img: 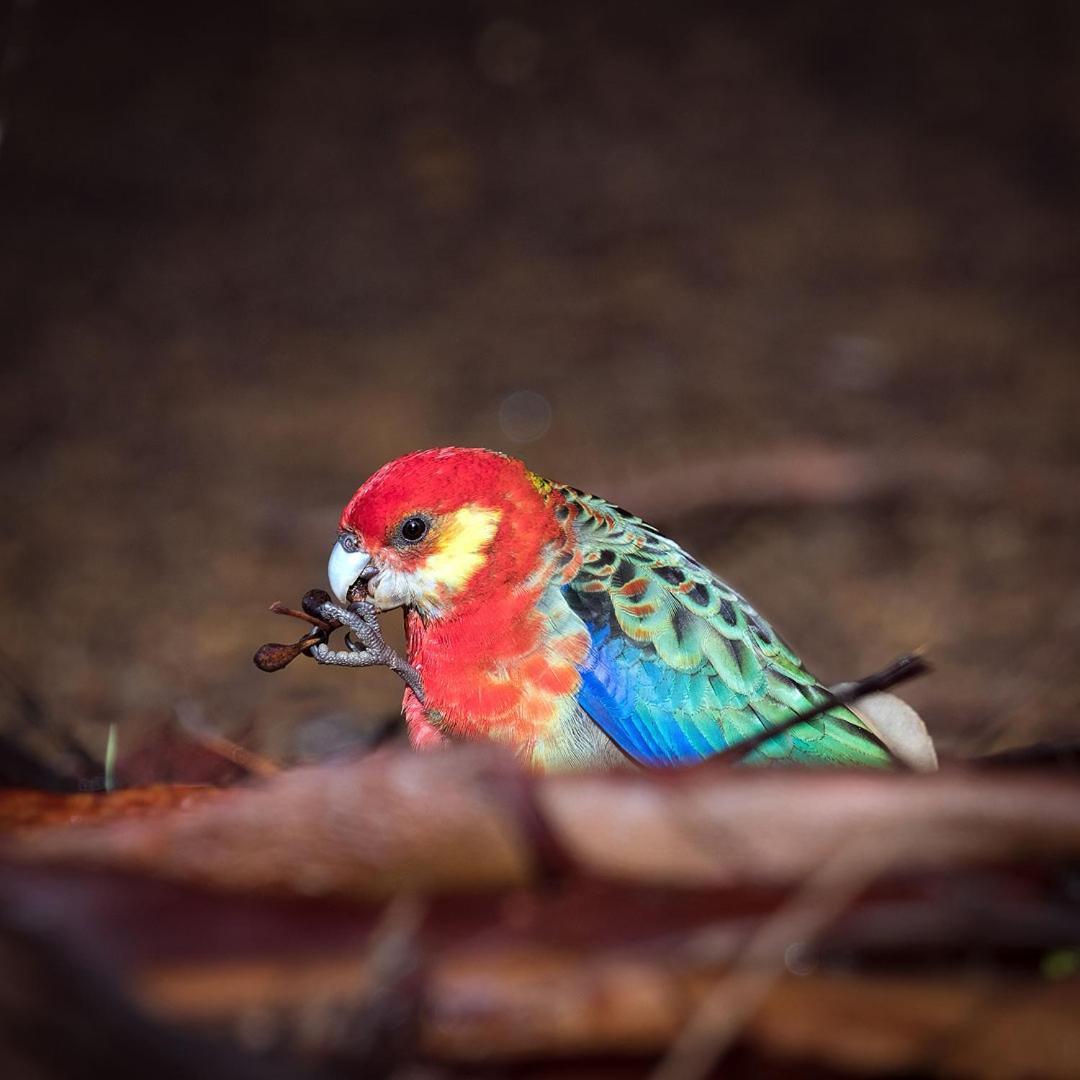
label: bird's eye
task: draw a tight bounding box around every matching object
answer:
[399,516,429,543]
[339,532,360,553]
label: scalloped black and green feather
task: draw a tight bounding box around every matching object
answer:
[556,486,892,767]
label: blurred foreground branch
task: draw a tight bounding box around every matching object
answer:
[5,746,1076,895]
[2,747,1079,1077]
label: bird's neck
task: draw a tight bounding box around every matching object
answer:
[402,546,586,750]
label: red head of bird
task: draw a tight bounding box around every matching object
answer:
[328,447,562,621]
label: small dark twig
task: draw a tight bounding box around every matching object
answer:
[254,590,425,703]
[268,601,335,633]
[0,652,101,778]
[253,591,345,672]
[252,632,327,673]
[710,651,931,767]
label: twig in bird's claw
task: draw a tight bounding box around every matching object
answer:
[254,589,425,703]
[268,600,336,632]
[252,608,337,673]
[253,590,345,672]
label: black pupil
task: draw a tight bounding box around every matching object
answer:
[401,517,427,542]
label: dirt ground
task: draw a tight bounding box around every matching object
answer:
[2,2,1079,780]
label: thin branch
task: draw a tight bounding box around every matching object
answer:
[650,831,905,1080]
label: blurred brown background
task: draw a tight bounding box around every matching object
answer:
[2,1,1078,779]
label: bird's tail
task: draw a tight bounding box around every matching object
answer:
[851,692,938,771]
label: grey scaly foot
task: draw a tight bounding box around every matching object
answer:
[310,599,425,703]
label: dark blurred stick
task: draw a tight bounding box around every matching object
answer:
[0,896,311,1080]
[650,830,903,1080]
[0,652,101,778]
[592,445,1080,521]
[173,704,280,779]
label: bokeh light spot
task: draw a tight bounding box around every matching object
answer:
[499,390,552,443]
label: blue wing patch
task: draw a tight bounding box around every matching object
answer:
[555,484,894,770]
[575,622,731,766]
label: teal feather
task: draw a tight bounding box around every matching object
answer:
[556,486,892,768]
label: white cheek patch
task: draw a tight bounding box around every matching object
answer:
[370,568,423,612]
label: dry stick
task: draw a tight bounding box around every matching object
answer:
[650,654,931,1077]
[0,650,102,774]
[252,632,327,673]
[360,892,426,1006]
[268,601,335,632]
[650,830,908,1080]
[181,729,281,779]
[173,702,281,778]
[953,628,1078,759]
[253,596,343,673]
[255,591,425,704]
[257,894,426,1059]
[594,445,1006,523]
[709,651,930,767]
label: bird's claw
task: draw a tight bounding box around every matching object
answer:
[315,599,383,654]
[309,599,425,703]
[310,641,377,668]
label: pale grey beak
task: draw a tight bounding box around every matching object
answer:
[328,535,372,604]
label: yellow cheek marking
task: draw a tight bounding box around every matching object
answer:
[424,506,502,592]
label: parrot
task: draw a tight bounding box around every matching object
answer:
[317,446,913,772]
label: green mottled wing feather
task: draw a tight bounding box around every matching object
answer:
[557,486,892,767]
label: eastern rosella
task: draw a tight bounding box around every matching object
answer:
[319,447,904,771]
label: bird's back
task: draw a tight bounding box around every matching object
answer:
[550,484,893,768]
